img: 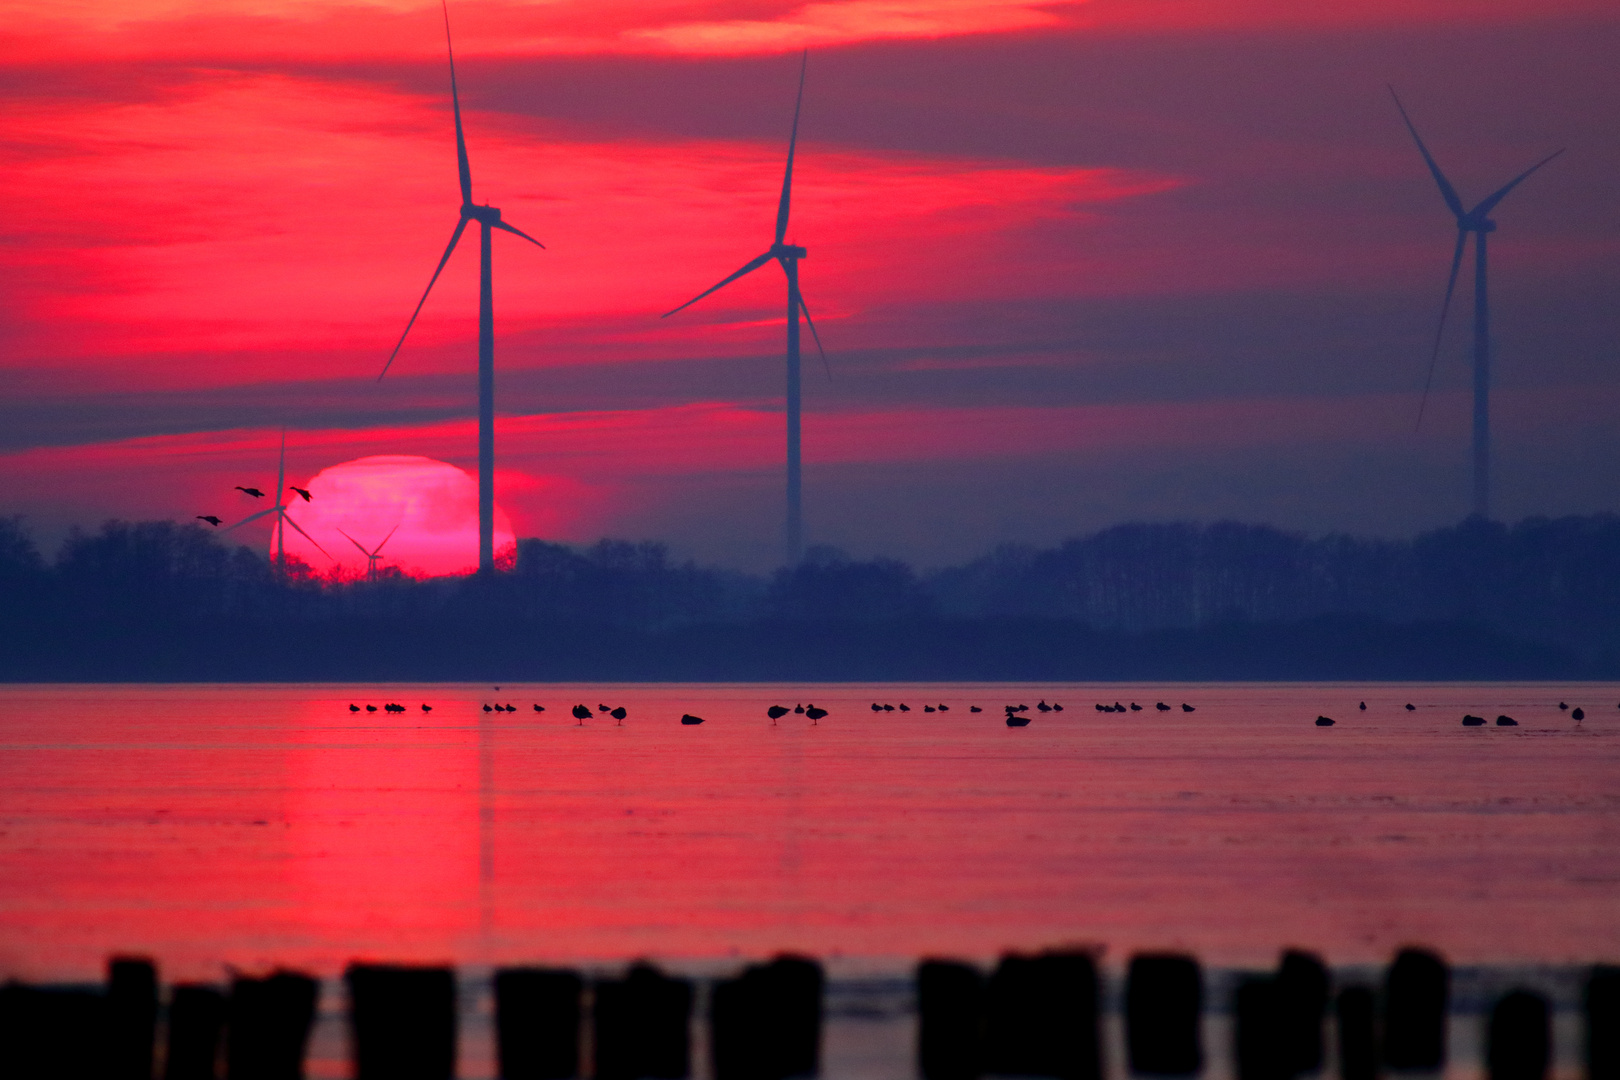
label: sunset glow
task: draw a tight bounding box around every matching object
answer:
[281,456,515,578]
[1,0,1615,568]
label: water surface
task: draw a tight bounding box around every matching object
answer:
[1,682,1616,985]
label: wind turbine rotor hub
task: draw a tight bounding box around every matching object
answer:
[467,204,503,225]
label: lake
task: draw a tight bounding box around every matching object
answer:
[0,682,1615,1078]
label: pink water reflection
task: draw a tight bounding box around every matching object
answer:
[1,683,1617,982]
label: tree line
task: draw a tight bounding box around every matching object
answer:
[1,514,1615,679]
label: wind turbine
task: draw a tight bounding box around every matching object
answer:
[338,525,400,582]
[225,431,334,571]
[662,51,827,566]
[1390,88,1562,520]
[379,0,544,574]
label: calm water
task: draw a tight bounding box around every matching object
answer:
[1,683,1616,1078]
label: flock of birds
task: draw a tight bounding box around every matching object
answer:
[340,696,1612,729]
[1313,699,1599,726]
[195,484,312,528]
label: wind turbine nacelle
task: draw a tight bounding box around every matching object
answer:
[774,244,808,260]
[468,205,503,226]
[1464,214,1498,234]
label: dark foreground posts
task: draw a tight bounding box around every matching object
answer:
[1336,988,1378,1080]
[917,960,986,1080]
[495,968,582,1080]
[0,982,110,1080]
[1234,978,1286,1080]
[1126,953,1202,1076]
[983,951,1100,1080]
[711,955,824,1080]
[1383,948,1448,1070]
[1591,967,1620,1080]
[166,985,228,1080]
[346,964,456,1080]
[1276,951,1329,1076]
[1488,990,1549,1080]
[227,971,319,1080]
[109,956,159,1080]
[594,963,693,1080]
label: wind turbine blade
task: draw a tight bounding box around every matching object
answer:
[337,528,371,557]
[775,50,808,246]
[224,507,277,531]
[1471,148,1565,219]
[798,293,829,380]
[373,524,401,556]
[379,215,469,380]
[1388,86,1465,220]
[492,219,545,249]
[281,512,335,562]
[661,250,774,318]
[276,429,286,497]
[1416,228,1468,432]
[443,0,472,207]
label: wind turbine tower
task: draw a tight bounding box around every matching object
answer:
[1391,88,1562,520]
[380,0,545,574]
[339,525,400,582]
[663,52,826,566]
[226,431,334,570]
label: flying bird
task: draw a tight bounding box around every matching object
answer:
[288,486,312,502]
[235,486,265,498]
[196,516,222,527]
[379,0,545,576]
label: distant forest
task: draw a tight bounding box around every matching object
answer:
[1,514,1616,680]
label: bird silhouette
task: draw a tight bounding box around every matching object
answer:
[769,706,791,720]
[794,704,805,714]
[365,704,377,712]
[598,704,611,713]
[1156,702,1170,712]
[882,704,894,712]
[1572,707,1585,720]
[1559,701,1569,710]
[870,703,882,712]
[924,705,936,713]
[533,704,545,712]
[1496,715,1518,726]
[937,704,950,711]
[421,704,432,712]
[1006,714,1031,728]
[196,515,222,526]
[483,704,493,712]
[681,714,705,725]
[898,703,910,712]
[348,704,360,712]
[969,706,982,713]
[1316,716,1335,727]
[1405,703,1417,711]
[1359,701,1367,711]
[235,486,265,498]
[1037,701,1051,713]
[1052,703,1063,712]
[288,486,312,502]
[805,705,827,721]
[610,706,627,721]
[1181,703,1196,712]
[1129,702,1143,712]
[572,704,591,722]
[1462,715,1486,726]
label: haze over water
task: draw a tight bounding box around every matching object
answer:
[1,682,1616,984]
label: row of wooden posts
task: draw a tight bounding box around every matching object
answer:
[1,949,1616,1080]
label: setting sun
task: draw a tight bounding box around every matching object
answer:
[282,455,514,578]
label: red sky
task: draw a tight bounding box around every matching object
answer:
[2,0,1617,568]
